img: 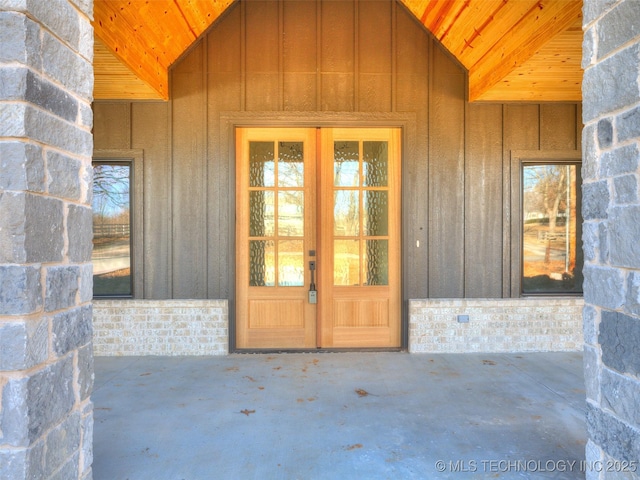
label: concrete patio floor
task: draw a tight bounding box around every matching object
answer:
[92,352,587,479]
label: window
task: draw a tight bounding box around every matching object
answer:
[92,162,132,296]
[521,162,582,294]
[92,151,143,297]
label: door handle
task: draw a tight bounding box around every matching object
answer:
[309,261,317,304]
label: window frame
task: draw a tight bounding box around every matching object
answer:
[92,149,144,299]
[510,150,582,297]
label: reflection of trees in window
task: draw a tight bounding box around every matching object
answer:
[93,164,131,235]
[278,142,303,187]
[522,164,581,294]
[525,166,566,229]
[92,162,132,297]
[334,142,360,236]
[278,142,304,239]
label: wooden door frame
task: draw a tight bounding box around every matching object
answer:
[220,112,416,352]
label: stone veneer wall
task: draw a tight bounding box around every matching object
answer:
[409,298,583,353]
[93,300,228,356]
[0,1,94,478]
[582,0,640,477]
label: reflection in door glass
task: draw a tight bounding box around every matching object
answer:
[333,139,390,287]
[278,191,304,237]
[249,240,275,286]
[365,239,388,285]
[334,239,360,285]
[363,191,388,236]
[249,142,275,187]
[278,142,304,187]
[249,140,305,288]
[334,141,359,186]
[334,190,359,236]
[278,240,304,286]
[333,141,390,286]
[249,191,275,237]
[363,141,388,187]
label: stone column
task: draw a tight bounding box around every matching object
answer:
[0,0,94,478]
[582,0,640,477]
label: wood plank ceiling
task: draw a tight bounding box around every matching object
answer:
[93,0,583,102]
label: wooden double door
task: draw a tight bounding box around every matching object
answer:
[236,127,401,349]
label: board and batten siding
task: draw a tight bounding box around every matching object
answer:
[92,0,582,302]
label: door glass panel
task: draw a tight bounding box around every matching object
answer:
[278,191,304,236]
[334,190,359,236]
[363,141,388,187]
[363,191,388,236]
[365,239,388,285]
[333,138,392,287]
[249,191,275,237]
[249,138,306,288]
[278,240,304,286]
[278,142,304,187]
[334,141,359,187]
[334,239,360,286]
[249,142,275,187]
[249,240,275,286]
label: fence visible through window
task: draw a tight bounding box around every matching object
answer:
[92,162,133,297]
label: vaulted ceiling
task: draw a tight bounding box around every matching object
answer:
[93,0,583,102]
